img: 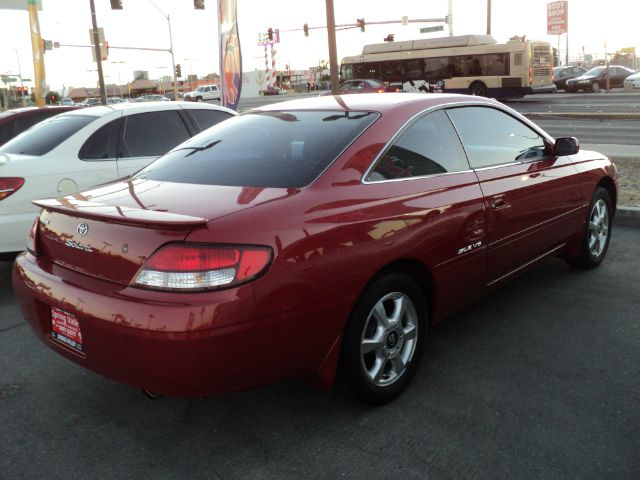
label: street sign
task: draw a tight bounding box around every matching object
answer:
[89,28,105,45]
[420,25,444,33]
[620,47,636,54]
[43,39,53,51]
[547,1,568,35]
[1,76,18,83]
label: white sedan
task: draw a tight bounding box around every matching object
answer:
[0,101,236,254]
[623,72,640,90]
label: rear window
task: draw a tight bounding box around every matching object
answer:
[136,110,378,188]
[0,114,95,156]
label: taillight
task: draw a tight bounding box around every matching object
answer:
[377,89,385,93]
[132,243,272,291]
[26,216,40,256]
[528,66,533,85]
[0,177,25,201]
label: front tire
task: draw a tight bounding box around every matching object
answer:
[196,96,203,102]
[341,273,427,405]
[568,187,613,269]
[591,81,600,93]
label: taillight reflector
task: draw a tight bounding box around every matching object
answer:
[26,216,40,256]
[0,177,25,201]
[133,244,272,291]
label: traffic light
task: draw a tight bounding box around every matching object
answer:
[357,18,365,32]
[303,23,309,37]
[110,0,123,9]
[267,28,274,41]
[175,64,182,78]
[102,41,109,61]
[194,0,204,9]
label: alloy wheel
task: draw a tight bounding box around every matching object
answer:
[588,198,609,258]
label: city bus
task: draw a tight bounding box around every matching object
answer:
[340,34,556,98]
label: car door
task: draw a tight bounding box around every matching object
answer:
[446,105,583,285]
[116,109,193,178]
[364,109,487,316]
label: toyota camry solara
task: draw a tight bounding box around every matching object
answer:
[13,93,618,404]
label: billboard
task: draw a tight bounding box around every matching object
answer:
[218,0,242,110]
[547,1,568,35]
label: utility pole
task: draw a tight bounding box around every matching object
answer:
[325,0,339,95]
[486,0,492,35]
[447,0,453,36]
[89,0,108,105]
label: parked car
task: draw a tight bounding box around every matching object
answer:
[0,106,80,147]
[261,86,286,96]
[13,93,617,404]
[107,97,126,104]
[184,85,220,102]
[79,97,101,106]
[134,94,170,102]
[623,72,640,90]
[552,66,586,90]
[565,65,636,92]
[322,79,401,96]
[0,101,236,254]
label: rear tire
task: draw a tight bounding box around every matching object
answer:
[567,187,613,269]
[341,273,427,405]
[469,82,488,97]
[196,96,203,102]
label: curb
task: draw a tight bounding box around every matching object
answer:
[616,206,640,227]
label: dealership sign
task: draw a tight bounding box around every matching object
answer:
[547,1,568,35]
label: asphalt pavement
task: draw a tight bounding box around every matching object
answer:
[1,225,639,479]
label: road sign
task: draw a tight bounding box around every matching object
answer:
[420,25,444,33]
[89,28,105,45]
[1,76,18,83]
[620,47,636,54]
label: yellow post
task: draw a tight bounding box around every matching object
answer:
[27,0,46,107]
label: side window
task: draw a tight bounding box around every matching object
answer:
[367,110,469,182]
[120,110,191,158]
[446,106,547,169]
[188,109,233,132]
[15,112,52,135]
[79,118,121,160]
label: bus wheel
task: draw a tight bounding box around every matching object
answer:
[469,82,487,97]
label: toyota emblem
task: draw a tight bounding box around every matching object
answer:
[77,223,89,236]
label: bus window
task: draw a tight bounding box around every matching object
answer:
[382,61,402,82]
[424,57,453,81]
[341,64,354,81]
[403,59,423,80]
[354,63,380,79]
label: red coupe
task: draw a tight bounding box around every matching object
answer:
[13,94,618,404]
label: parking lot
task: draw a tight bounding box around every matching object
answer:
[1,224,638,479]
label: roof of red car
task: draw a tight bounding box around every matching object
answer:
[255,92,496,114]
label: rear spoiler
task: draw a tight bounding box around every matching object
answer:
[33,198,208,230]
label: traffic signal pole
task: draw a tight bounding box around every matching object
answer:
[89,0,108,105]
[325,0,339,95]
[27,0,46,107]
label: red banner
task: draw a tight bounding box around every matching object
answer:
[547,1,568,35]
[218,0,242,110]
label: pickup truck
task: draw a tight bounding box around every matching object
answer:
[184,85,220,102]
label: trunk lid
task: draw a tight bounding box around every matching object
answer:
[33,178,294,284]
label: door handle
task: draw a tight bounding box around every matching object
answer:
[490,197,509,210]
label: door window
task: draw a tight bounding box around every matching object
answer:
[79,118,122,160]
[367,109,469,181]
[120,110,190,158]
[187,109,233,131]
[446,107,547,169]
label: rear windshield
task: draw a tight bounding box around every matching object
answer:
[136,110,378,188]
[0,114,95,156]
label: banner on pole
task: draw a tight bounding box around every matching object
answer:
[218,0,242,110]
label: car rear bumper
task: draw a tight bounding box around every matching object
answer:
[13,252,348,397]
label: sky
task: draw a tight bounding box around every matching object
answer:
[0,0,638,92]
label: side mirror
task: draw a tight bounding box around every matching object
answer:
[555,137,579,156]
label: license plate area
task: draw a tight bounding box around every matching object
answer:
[50,307,84,353]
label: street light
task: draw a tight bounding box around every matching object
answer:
[14,50,26,107]
[147,0,178,100]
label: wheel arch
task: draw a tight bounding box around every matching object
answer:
[598,176,617,216]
